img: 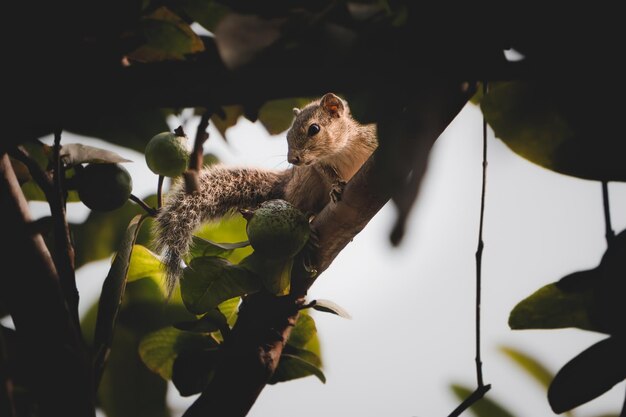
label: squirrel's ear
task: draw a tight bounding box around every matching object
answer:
[293,107,301,116]
[320,93,344,118]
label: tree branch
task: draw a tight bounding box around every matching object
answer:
[51,129,80,326]
[183,112,211,194]
[0,154,94,417]
[184,78,474,417]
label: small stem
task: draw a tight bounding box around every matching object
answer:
[130,194,157,216]
[474,81,489,389]
[157,175,164,209]
[601,181,615,245]
[447,384,492,417]
[51,129,80,327]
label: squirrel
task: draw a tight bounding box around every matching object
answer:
[154,93,378,293]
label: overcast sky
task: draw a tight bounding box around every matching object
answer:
[31,101,626,417]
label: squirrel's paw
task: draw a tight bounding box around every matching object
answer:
[302,224,319,276]
[329,180,347,203]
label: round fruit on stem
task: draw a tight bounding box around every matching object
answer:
[145,132,190,177]
[245,199,310,260]
[76,163,133,211]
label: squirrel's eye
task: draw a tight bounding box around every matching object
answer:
[307,124,320,136]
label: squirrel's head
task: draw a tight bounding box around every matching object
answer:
[286,93,354,166]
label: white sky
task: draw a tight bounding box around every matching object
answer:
[31,102,626,417]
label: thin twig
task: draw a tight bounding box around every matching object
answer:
[183,111,211,194]
[474,82,489,389]
[601,181,615,245]
[447,385,492,417]
[157,175,164,209]
[51,129,80,326]
[129,194,157,216]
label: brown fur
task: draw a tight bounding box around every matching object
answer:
[154,93,378,293]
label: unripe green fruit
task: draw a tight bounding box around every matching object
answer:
[76,163,133,211]
[245,200,310,260]
[145,132,189,177]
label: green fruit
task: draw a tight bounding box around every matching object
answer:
[145,132,189,177]
[76,163,133,211]
[245,200,310,260]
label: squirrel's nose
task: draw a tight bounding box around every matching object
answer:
[288,155,301,165]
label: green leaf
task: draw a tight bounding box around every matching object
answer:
[270,345,325,384]
[130,7,205,63]
[59,143,132,166]
[312,299,352,319]
[179,0,230,32]
[217,297,240,328]
[239,252,292,296]
[194,214,253,263]
[210,105,244,140]
[127,244,164,284]
[287,312,316,349]
[258,97,313,135]
[548,336,626,413]
[99,325,169,417]
[481,81,626,181]
[187,236,249,262]
[508,270,596,332]
[181,257,261,314]
[450,384,516,417]
[72,195,156,268]
[94,215,148,379]
[139,327,218,380]
[499,346,554,389]
[172,348,219,396]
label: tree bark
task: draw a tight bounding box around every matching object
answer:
[184,78,474,417]
[0,154,95,417]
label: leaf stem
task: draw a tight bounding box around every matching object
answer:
[51,129,80,326]
[129,194,157,216]
[601,181,615,245]
[8,145,54,200]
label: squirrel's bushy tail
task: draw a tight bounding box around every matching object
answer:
[153,166,286,294]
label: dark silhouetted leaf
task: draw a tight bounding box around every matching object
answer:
[258,97,312,135]
[210,105,244,140]
[129,7,204,62]
[548,336,626,413]
[482,81,626,181]
[450,384,515,417]
[213,13,284,69]
[311,299,351,319]
[66,106,169,153]
[499,346,554,389]
[139,327,218,380]
[59,143,132,166]
[99,325,169,417]
[179,0,230,32]
[181,257,261,314]
[174,308,227,333]
[172,348,219,396]
[94,215,148,378]
[509,270,596,332]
